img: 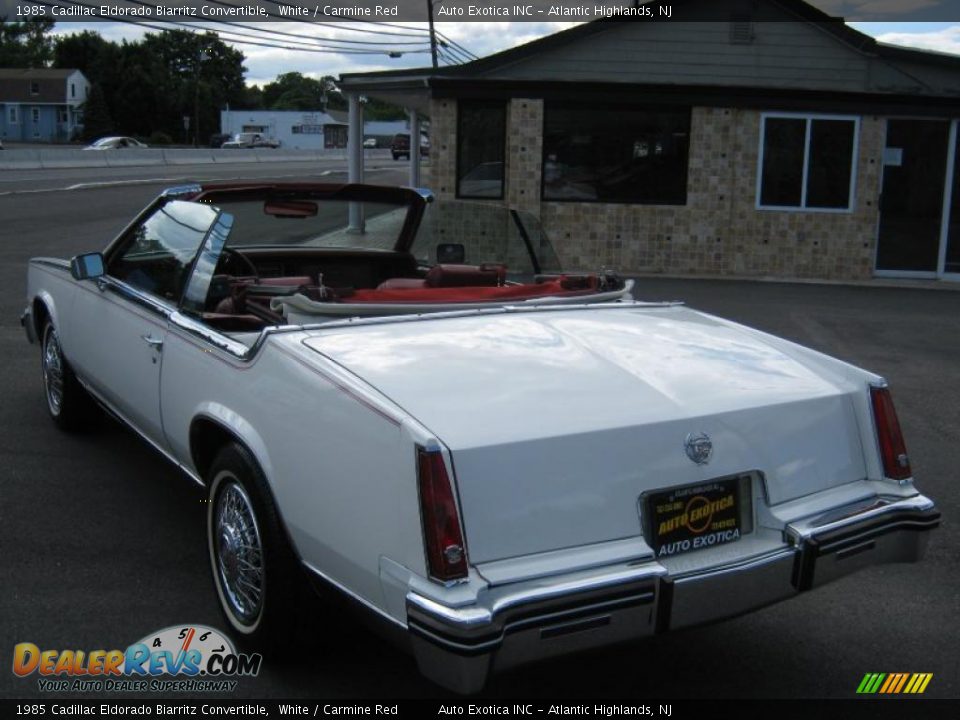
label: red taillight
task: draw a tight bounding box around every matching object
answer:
[417,446,468,582]
[870,385,912,481]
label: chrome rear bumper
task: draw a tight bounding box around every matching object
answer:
[407,493,939,693]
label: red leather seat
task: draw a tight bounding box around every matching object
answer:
[377,264,506,291]
[377,278,428,290]
[425,264,505,288]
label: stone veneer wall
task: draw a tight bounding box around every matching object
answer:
[427,99,884,281]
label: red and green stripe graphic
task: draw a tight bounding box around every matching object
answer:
[856,673,933,694]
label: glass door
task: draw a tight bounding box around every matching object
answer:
[875,119,950,275]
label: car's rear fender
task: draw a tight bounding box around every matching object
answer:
[186,404,275,489]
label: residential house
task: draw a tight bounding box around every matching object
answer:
[0,69,89,144]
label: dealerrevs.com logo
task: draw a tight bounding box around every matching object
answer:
[13,625,262,693]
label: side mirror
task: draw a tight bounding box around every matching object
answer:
[70,252,105,281]
[436,243,465,264]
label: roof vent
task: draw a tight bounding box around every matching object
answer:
[730,15,755,45]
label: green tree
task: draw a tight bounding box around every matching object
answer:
[138,29,246,144]
[0,17,55,67]
[54,28,247,143]
[237,84,263,110]
[364,96,407,121]
[80,84,114,141]
[262,72,326,111]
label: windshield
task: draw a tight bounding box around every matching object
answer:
[210,196,411,252]
[410,200,562,277]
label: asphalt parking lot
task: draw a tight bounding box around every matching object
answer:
[0,170,956,700]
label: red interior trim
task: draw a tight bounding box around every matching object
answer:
[350,278,594,304]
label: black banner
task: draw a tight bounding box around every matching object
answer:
[3,0,960,23]
[2,699,960,720]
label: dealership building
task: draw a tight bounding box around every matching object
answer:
[340,0,960,282]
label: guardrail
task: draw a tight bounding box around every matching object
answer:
[0,147,390,171]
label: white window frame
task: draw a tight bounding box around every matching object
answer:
[8,105,19,124]
[31,107,40,124]
[756,112,860,213]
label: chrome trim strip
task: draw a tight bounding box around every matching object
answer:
[98,276,175,320]
[162,183,203,198]
[670,547,797,583]
[301,560,407,630]
[407,564,666,631]
[785,494,935,544]
[169,311,251,358]
[295,299,682,334]
[488,565,665,617]
[77,378,204,489]
[407,594,493,627]
[31,257,70,270]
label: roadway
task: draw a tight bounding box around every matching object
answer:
[0,156,406,194]
[0,164,956,700]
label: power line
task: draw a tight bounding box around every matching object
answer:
[44,0,476,63]
[260,0,440,36]
[123,0,432,46]
[151,18,433,55]
[435,31,479,61]
[44,0,433,55]
[437,40,473,64]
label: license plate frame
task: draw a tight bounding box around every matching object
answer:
[645,476,747,557]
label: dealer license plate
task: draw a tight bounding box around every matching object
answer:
[646,477,744,557]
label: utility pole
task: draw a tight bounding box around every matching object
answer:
[426,0,438,68]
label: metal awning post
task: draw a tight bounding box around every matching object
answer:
[409,108,421,187]
[348,92,365,233]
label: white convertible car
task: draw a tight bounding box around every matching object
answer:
[22,183,939,692]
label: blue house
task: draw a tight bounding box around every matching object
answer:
[0,68,89,144]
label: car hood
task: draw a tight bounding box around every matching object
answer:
[301,305,855,450]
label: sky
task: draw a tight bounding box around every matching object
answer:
[50,19,960,88]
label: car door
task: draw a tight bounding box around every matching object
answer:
[66,200,221,449]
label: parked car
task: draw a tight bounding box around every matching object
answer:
[83,136,148,150]
[22,183,939,693]
[209,133,232,149]
[391,132,430,160]
[221,133,280,149]
[363,137,377,148]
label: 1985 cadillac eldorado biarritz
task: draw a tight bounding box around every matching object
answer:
[22,183,940,692]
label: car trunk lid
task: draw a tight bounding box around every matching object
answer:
[303,306,867,563]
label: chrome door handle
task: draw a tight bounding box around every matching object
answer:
[141,334,163,351]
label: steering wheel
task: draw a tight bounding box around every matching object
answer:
[220,247,259,279]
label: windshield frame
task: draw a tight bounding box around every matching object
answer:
[191,183,428,254]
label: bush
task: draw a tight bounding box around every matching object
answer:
[147,131,174,146]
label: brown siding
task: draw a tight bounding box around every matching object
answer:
[482,20,878,93]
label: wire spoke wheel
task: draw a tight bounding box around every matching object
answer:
[213,477,264,625]
[42,326,65,416]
